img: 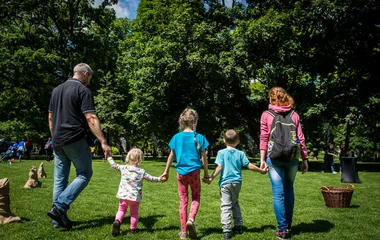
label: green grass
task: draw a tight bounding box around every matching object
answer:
[0,158,379,240]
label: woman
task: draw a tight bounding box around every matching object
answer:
[260,87,308,239]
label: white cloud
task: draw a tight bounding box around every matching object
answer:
[92,0,139,19]
[225,0,233,8]
[112,3,131,18]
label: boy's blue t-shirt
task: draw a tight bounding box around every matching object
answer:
[214,148,250,188]
[169,131,209,175]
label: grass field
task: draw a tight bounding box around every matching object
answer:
[0,157,379,240]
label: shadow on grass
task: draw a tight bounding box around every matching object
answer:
[70,214,177,233]
[199,225,276,239]
[199,227,220,237]
[118,214,178,236]
[71,215,115,230]
[245,224,276,233]
[292,219,334,235]
[199,220,333,238]
[306,161,380,172]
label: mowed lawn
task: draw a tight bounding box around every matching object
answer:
[0,157,380,240]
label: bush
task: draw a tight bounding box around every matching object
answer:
[112,146,119,155]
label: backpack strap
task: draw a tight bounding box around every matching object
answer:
[287,110,295,118]
[266,109,277,118]
[266,109,294,118]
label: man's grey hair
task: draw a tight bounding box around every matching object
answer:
[73,63,92,74]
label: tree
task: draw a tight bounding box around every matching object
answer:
[0,0,124,144]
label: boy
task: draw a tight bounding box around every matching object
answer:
[203,129,267,239]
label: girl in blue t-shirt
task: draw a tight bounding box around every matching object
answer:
[162,108,209,240]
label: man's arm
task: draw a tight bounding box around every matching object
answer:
[48,112,53,136]
[84,112,112,158]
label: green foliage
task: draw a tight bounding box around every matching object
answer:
[1,0,379,159]
[0,0,129,144]
[1,159,380,239]
[111,146,119,155]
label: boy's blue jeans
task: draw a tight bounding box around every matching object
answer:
[52,138,93,212]
[266,157,299,232]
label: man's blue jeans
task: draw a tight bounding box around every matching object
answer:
[266,157,299,232]
[52,138,93,212]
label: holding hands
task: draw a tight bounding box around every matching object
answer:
[160,172,169,182]
[258,165,268,174]
[202,176,213,185]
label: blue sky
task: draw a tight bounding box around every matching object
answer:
[94,0,240,19]
[94,0,140,19]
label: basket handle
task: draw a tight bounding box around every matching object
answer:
[348,184,355,190]
[321,186,330,191]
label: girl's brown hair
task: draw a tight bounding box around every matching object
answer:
[178,108,198,131]
[269,87,295,107]
[126,148,144,165]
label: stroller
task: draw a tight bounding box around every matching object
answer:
[1,145,16,163]
[1,152,8,162]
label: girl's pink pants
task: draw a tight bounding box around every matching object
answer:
[177,169,201,233]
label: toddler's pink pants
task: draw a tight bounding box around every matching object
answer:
[115,199,140,230]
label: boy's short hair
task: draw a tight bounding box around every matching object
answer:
[224,129,239,145]
[126,148,144,165]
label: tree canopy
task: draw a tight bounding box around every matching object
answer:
[1,0,379,159]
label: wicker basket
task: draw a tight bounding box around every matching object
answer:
[320,184,354,208]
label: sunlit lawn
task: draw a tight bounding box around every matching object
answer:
[0,156,379,239]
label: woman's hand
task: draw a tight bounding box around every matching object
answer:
[260,161,268,170]
[301,160,308,174]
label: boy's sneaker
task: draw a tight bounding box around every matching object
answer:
[112,220,121,236]
[47,205,72,229]
[276,231,290,239]
[223,232,232,239]
[179,231,187,239]
[232,226,243,234]
[52,220,60,229]
[287,225,292,233]
[186,218,197,239]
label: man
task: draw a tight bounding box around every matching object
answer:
[44,137,53,162]
[47,63,112,229]
[17,139,25,162]
[321,142,337,174]
[120,137,127,153]
[24,138,33,160]
[119,137,127,161]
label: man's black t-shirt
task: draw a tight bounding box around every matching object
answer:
[48,78,95,147]
[326,147,335,161]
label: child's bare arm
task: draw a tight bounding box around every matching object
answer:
[203,164,222,184]
[247,162,267,174]
[201,151,209,179]
[162,150,174,181]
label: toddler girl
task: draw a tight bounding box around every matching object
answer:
[107,148,163,236]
